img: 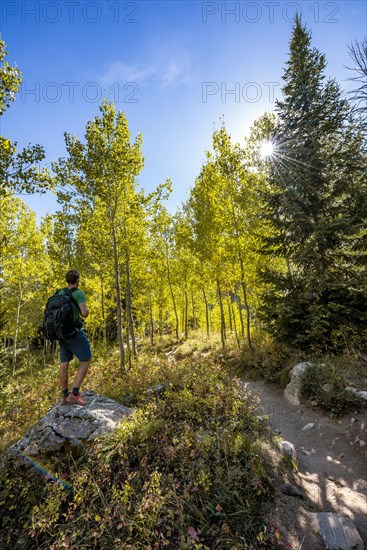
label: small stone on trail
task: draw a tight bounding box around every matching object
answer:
[359,440,366,448]
[302,422,315,431]
[280,483,304,498]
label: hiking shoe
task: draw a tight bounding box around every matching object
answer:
[61,395,69,405]
[65,392,86,406]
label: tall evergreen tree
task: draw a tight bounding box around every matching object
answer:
[260,15,367,351]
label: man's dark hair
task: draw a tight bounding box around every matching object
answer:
[66,270,80,284]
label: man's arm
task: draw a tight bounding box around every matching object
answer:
[79,302,89,318]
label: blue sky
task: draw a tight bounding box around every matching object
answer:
[1,0,366,218]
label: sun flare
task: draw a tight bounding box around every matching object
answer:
[260,141,274,159]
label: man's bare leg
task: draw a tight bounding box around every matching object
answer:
[73,360,90,389]
[60,361,70,391]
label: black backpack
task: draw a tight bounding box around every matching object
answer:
[43,288,80,341]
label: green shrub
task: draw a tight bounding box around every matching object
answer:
[225,341,307,390]
[300,363,362,416]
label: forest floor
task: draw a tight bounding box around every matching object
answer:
[2,339,366,548]
[242,376,367,549]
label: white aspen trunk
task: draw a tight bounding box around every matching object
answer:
[112,224,125,371]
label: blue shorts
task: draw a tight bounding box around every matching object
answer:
[59,330,92,363]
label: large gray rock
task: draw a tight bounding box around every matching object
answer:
[307,513,364,549]
[284,362,312,406]
[7,390,133,457]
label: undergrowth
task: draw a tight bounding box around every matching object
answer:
[220,342,306,389]
[0,349,62,454]
[0,351,288,549]
[1,334,365,547]
[300,362,364,416]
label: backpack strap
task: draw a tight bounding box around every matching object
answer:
[63,288,82,312]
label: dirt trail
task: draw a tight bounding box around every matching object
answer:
[242,378,367,549]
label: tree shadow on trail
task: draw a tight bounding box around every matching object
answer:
[243,378,367,548]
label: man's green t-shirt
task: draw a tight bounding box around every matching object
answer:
[58,288,86,329]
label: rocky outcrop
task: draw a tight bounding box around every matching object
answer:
[284,362,312,406]
[6,390,133,458]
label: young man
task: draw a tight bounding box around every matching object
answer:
[59,270,91,406]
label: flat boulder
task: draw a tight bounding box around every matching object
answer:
[306,512,364,549]
[6,390,133,458]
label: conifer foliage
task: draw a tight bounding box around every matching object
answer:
[260,16,367,351]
